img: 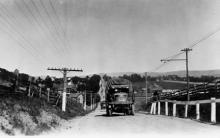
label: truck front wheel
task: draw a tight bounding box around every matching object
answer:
[131,104,135,115]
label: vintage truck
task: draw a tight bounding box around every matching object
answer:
[105,78,135,116]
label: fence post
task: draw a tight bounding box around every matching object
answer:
[84,91,87,110]
[153,102,156,115]
[39,87,42,98]
[165,100,168,116]
[92,98,94,110]
[211,97,216,123]
[31,88,35,97]
[90,93,93,110]
[158,101,161,115]
[196,103,200,120]
[47,88,50,102]
[150,103,153,114]
[28,85,31,97]
[185,104,188,118]
[173,102,176,117]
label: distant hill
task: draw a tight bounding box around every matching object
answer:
[101,69,220,78]
[159,70,220,77]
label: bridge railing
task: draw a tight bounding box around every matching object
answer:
[150,97,220,123]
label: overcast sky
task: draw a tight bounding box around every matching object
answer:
[0,0,220,77]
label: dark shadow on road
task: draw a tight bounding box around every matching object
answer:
[95,113,126,117]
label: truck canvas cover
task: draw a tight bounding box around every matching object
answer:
[106,78,132,93]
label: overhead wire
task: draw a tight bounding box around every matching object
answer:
[48,0,71,52]
[65,0,72,51]
[38,0,67,55]
[0,19,46,64]
[12,0,47,58]
[28,0,64,57]
[151,26,220,72]
[20,0,60,58]
[0,23,41,61]
[45,0,67,54]
[0,5,44,61]
[189,26,220,49]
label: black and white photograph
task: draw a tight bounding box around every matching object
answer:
[0,0,220,137]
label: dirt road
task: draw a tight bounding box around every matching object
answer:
[45,107,219,136]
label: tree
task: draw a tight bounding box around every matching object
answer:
[44,75,53,88]
[18,73,29,86]
[86,74,101,92]
[71,76,82,84]
[103,74,111,81]
[119,73,145,82]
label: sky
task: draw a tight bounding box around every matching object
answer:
[0,0,220,77]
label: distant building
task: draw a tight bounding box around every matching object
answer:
[69,93,83,104]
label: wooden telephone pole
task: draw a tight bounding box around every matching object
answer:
[161,48,192,101]
[47,68,83,111]
[181,48,192,101]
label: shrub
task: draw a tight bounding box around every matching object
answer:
[0,116,13,135]
[37,110,61,128]
[13,112,37,135]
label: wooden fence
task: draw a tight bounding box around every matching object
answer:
[150,97,219,123]
[148,81,220,102]
[0,85,98,112]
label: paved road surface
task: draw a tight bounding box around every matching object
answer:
[45,107,219,136]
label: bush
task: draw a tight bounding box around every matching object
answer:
[37,110,61,128]
[13,112,37,135]
[0,116,13,135]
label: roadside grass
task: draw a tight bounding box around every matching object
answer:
[0,94,86,135]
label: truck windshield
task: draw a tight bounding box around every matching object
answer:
[110,88,129,93]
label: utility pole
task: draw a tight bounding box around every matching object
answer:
[48,68,83,111]
[181,48,192,101]
[161,48,192,101]
[84,90,87,110]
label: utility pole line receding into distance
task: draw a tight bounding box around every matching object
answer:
[161,48,192,101]
[47,68,83,111]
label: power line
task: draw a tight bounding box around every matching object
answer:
[45,0,67,55]
[11,0,46,58]
[151,26,220,72]
[47,0,71,55]
[0,22,46,64]
[163,52,185,61]
[149,51,184,72]
[21,0,62,57]
[189,27,220,49]
[48,0,71,52]
[0,7,45,61]
[64,0,72,51]
[28,0,64,56]
[39,0,67,55]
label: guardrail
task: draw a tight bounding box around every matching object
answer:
[150,97,219,123]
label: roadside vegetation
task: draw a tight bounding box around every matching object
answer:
[0,67,101,135]
[0,94,85,135]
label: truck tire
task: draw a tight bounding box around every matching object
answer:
[109,108,112,116]
[106,107,110,116]
[106,106,112,116]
